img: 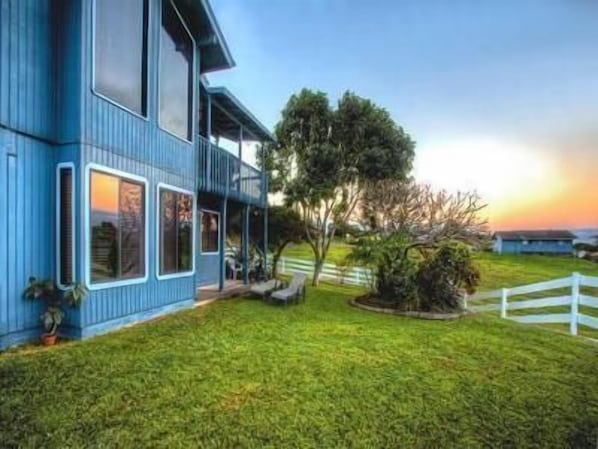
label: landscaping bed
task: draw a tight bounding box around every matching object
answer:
[351,294,469,320]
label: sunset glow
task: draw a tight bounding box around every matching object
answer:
[415,137,597,230]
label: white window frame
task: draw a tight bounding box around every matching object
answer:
[56,162,76,289]
[85,163,149,290]
[200,209,220,255]
[91,0,150,121]
[157,0,196,143]
[156,183,196,280]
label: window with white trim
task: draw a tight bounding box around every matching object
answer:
[94,0,148,115]
[158,187,194,275]
[58,165,74,286]
[90,170,146,283]
[159,0,194,140]
[201,211,219,254]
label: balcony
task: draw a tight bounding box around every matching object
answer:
[196,86,274,208]
[197,135,265,206]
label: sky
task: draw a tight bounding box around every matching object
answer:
[208,0,598,231]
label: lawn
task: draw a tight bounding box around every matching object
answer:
[2,281,598,447]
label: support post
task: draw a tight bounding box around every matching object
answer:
[218,197,228,291]
[264,204,268,278]
[238,127,243,193]
[261,142,268,278]
[243,205,250,285]
[571,272,580,336]
[206,94,212,191]
[500,288,508,319]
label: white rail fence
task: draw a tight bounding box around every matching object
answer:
[278,257,372,287]
[467,273,598,335]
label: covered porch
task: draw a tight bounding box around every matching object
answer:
[196,85,275,297]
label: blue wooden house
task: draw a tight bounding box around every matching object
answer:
[493,230,575,255]
[0,0,274,349]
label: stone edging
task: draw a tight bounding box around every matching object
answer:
[349,299,469,321]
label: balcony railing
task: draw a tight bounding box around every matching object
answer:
[197,135,265,206]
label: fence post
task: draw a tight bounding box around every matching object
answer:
[281,258,286,275]
[462,293,468,310]
[500,288,508,318]
[570,272,580,336]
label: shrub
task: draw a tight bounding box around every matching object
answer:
[416,242,480,312]
[349,233,418,307]
[375,255,418,307]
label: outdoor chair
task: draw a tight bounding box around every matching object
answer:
[270,272,307,306]
[250,278,281,300]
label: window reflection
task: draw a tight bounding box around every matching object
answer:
[201,212,219,254]
[159,189,193,275]
[90,170,145,283]
[160,0,193,140]
[95,0,148,115]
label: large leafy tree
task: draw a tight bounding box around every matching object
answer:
[250,206,304,278]
[268,89,415,285]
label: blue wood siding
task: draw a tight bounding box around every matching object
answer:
[499,240,573,255]
[76,145,197,329]
[0,129,54,348]
[79,0,198,181]
[0,0,56,141]
[1,0,268,347]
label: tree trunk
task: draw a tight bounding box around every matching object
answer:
[272,251,281,278]
[312,259,324,286]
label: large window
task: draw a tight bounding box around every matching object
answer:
[159,0,194,140]
[94,0,148,116]
[158,186,194,277]
[57,164,75,287]
[89,169,146,285]
[201,211,219,254]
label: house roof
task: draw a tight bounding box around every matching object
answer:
[493,230,576,241]
[177,0,235,73]
[207,87,275,143]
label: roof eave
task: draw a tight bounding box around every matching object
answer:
[208,86,275,143]
[198,0,235,72]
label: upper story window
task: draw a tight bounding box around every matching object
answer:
[94,0,148,116]
[160,0,194,141]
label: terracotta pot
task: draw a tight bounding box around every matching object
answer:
[40,333,57,346]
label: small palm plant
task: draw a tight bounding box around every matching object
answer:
[23,277,88,346]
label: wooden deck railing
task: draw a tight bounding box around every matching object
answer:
[197,135,265,206]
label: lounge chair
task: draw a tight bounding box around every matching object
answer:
[250,278,281,300]
[271,272,307,305]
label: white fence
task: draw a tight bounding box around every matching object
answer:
[467,273,598,335]
[278,257,372,287]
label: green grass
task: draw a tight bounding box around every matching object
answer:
[283,239,354,264]
[2,282,598,447]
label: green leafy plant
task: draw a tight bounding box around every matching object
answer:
[416,241,480,312]
[349,233,419,307]
[23,277,88,335]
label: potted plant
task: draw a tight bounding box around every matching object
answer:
[23,277,88,346]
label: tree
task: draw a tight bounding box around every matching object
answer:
[269,89,415,285]
[360,179,490,250]
[250,206,304,278]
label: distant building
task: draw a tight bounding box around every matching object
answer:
[493,230,575,255]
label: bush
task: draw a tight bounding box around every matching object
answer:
[376,255,418,307]
[349,233,418,307]
[416,242,480,312]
